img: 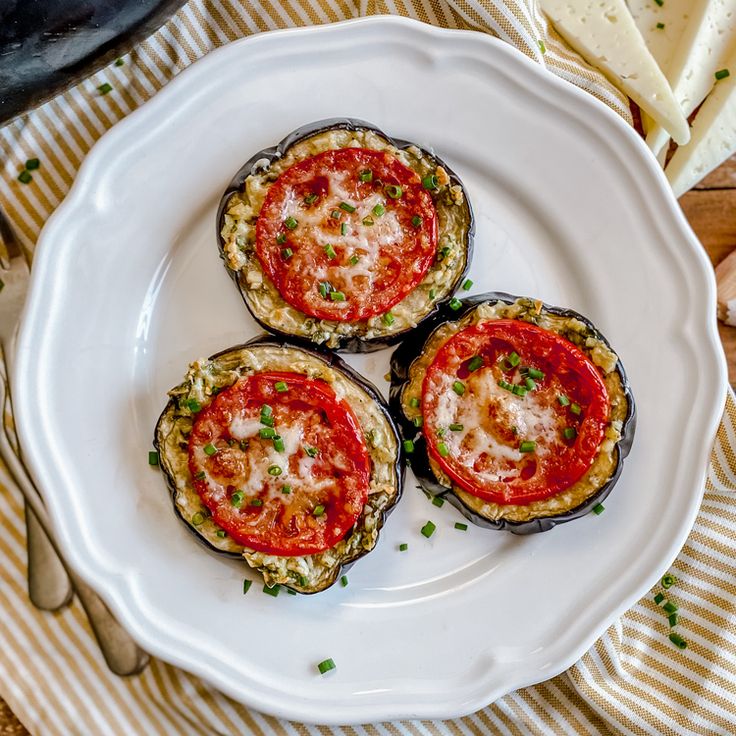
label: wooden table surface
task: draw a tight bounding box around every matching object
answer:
[2,159,734,734]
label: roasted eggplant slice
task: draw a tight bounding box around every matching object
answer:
[155,336,403,593]
[390,292,636,534]
[217,118,474,352]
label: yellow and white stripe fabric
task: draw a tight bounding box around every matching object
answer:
[1,1,732,734]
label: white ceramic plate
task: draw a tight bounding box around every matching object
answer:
[15,17,726,724]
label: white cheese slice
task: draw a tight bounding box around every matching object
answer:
[540,0,691,145]
[665,56,736,196]
[631,0,736,162]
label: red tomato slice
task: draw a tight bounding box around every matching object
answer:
[255,148,438,322]
[421,320,609,505]
[188,371,371,556]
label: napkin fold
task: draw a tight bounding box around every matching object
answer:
[0,1,730,734]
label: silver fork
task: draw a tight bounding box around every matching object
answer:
[0,212,72,611]
[0,208,150,676]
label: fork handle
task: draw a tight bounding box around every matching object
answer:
[25,500,73,610]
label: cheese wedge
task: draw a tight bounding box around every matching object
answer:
[540,0,690,145]
[666,54,736,196]
[632,0,736,161]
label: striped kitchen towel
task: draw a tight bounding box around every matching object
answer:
[1,1,732,734]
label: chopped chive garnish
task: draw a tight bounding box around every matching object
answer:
[437,442,449,457]
[661,574,677,589]
[436,427,446,437]
[525,378,536,391]
[372,203,385,217]
[216,530,227,538]
[275,381,288,393]
[297,574,308,586]
[669,633,687,649]
[284,216,298,230]
[654,592,665,605]
[17,170,32,184]
[558,394,570,406]
[429,288,436,300]
[273,436,285,452]
[383,312,395,326]
[592,503,605,515]
[654,0,663,5]
[317,658,336,674]
[528,367,544,380]
[281,247,293,260]
[403,439,415,453]
[339,202,356,213]
[304,193,318,204]
[421,521,436,538]
[449,298,462,311]
[194,471,206,480]
[329,291,346,301]
[340,575,348,587]
[263,584,280,597]
[656,21,665,28]
[511,385,528,397]
[115,58,125,66]
[259,427,276,439]
[454,522,468,531]
[538,39,546,53]
[186,398,202,412]
[319,281,332,298]
[349,255,360,265]
[467,355,484,372]
[267,465,282,476]
[413,416,423,428]
[282,485,292,494]
[341,223,348,235]
[498,380,514,393]
[231,491,245,508]
[250,498,263,507]
[508,352,521,367]
[422,174,438,190]
[362,216,374,226]
[243,579,252,594]
[563,427,577,440]
[412,215,423,227]
[148,451,159,466]
[431,496,444,507]
[519,440,536,453]
[399,543,408,551]
[385,184,403,199]
[409,397,420,408]
[331,209,341,219]
[192,512,205,526]
[276,233,287,244]
[261,402,273,417]
[359,169,373,182]
[324,244,337,259]
[462,279,473,291]
[668,613,678,627]
[204,443,217,456]
[313,504,325,517]
[25,158,40,171]
[452,380,465,395]
[716,68,730,80]
[663,600,678,614]
[305,446,319,457]
[570,403,582,415]
[98,82,113,95]
[449,423,464,432]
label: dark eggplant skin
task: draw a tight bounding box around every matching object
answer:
[389,291,637,535]
[154,333,405,593]
[216,117,475,353]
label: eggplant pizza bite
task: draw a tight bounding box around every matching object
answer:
[217,118,474,352]
[390,292,635,534]
[155,337,403,593]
